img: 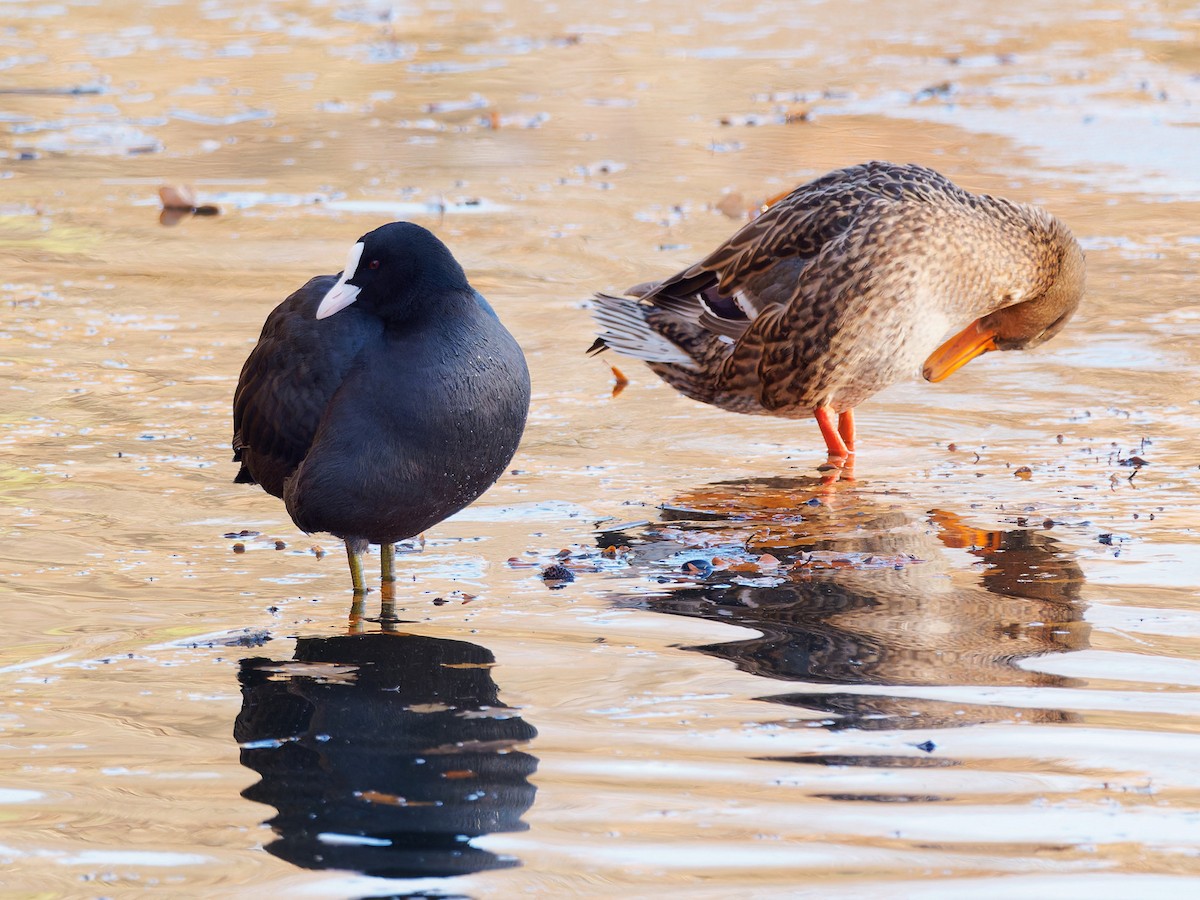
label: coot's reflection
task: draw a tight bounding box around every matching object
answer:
[604,477,1089,731]
[235,632,537,879]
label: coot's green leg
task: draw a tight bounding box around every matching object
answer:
[381,542,396,584]
[345,541,367,595]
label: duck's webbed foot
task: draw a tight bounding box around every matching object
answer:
[813,406,854,461]
[812,406,857,485]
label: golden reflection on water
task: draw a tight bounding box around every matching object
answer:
[605,478,1089,723]
[2,0,1200,895]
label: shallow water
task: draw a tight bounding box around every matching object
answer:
[2,0,1200,896]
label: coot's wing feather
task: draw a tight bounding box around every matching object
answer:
[232,275,375,496]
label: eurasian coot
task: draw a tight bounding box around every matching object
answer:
[233,222,530,597]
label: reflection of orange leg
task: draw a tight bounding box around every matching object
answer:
[838,409,856,453]
[813,406,850,459]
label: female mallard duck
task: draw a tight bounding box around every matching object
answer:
[589,161,1084,461]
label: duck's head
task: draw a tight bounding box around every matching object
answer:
[315,221,468,321]
[923,224,1085,383]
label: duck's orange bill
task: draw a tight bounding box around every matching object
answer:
[923,320,998,382]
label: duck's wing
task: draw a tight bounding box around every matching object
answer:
[639,162,953,340]
[232,275,375,497]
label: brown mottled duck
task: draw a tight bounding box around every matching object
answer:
[589,161,1085,462]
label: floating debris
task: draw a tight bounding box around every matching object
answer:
[541,563,575,586]
[158,184,221,226]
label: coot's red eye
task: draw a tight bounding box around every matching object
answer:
[368,259,381,269]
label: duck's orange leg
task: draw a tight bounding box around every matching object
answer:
[837,409,856,453]
[813,406,850,459]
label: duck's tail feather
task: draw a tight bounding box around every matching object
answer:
[590,292,697,368]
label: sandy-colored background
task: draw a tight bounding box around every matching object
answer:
[2,0,1199,895]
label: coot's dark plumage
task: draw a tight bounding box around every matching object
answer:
[233,222,530,596]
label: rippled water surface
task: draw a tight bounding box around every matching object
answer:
[3,0,1200,896]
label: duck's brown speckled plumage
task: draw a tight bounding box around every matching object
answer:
[591,162,1085,455]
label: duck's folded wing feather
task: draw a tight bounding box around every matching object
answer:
[638,183,867,341]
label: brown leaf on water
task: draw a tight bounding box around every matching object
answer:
[159,184,197,209]
[158,184,220,226]
[1014,466,1033,480]
[159,208,190,227]
[756,553,781,569]
[715,191,748,219]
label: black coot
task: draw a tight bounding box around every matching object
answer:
[232,222,530,597]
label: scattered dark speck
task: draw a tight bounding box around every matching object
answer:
[188,629,271,649]
[274,540,286,550]
[914,740,937,753]
[232,543,246,554]
[805,497,822,507]
[1098,533,1113,545]
[541,564,575,585]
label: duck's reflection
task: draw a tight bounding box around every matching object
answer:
[603,476,1089,732]
[234,631,537,879]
